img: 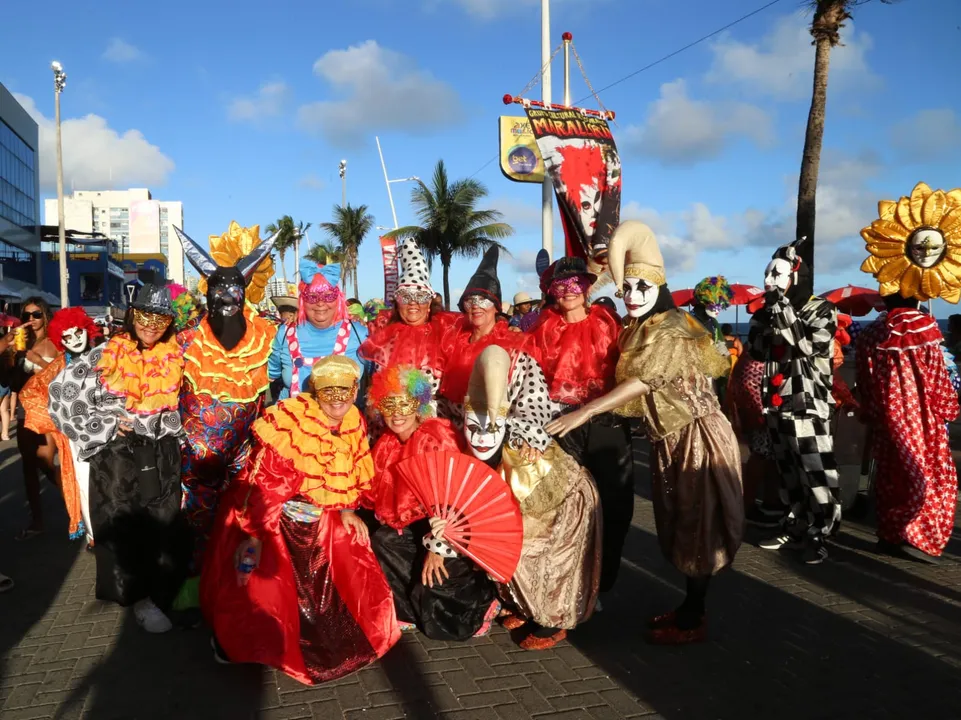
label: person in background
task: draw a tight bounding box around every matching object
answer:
[721,323,743,373]
[271,295,299,329]
[510,292,540,332]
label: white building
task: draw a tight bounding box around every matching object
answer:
[43,188,186,284]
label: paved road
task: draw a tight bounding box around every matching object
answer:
[2,435,961,720]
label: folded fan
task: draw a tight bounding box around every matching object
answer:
[392,450,523,583]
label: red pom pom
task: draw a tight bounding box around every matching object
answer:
[562,31,573,41]
[770,394,783,408]
[771,373,784,388]
[502,94,514,105]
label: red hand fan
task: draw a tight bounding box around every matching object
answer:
[392,451,523,583]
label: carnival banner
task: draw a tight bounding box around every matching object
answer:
[380,236,399,305]
[499,116,545,184]
[523,106,622,261]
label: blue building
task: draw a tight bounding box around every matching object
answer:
[40,237,126,318]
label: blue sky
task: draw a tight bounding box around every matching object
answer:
[4,0,961,321]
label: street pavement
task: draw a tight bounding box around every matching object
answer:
[2,433,961,720]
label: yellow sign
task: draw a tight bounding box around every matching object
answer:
[499,116,545,184]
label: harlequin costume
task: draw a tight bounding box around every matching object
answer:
[49,285,191,632]
[268,260,367,400]
[855,181,961,560]
[749,238,840,563]
[201,356,399,683]
[529,257,628,593]
[546,221,742,645]
[174,224,277,577]
[366,365,499,640]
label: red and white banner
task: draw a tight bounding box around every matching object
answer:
[380,236,399,305]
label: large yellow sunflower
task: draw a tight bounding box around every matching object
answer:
[197,221,275,304]
[860,181,961,303]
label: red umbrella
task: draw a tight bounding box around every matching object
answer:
[729,284,764,306]
[671,289,694,306]
[0,314,19,328]
[820,285,885,317]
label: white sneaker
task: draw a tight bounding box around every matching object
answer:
[134,599,173,633]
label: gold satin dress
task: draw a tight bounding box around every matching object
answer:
[616,310,744,577]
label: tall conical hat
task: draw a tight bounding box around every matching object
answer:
[459,246,501,311]
[608,221,665,297]
[397,238,433,294]
[464,345,511,432]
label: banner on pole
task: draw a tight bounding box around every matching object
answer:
[523,106,622,261]
[499,116,545,184]
[380,236,399,305]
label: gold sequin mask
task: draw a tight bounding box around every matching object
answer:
[316,383,357,404]
[133,309,172,331]
[377,395,419,417]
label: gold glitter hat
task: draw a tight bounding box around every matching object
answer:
[608,221,666,297]
[310,356,361,389]
[464,345,511,431]
[860,181,961,303]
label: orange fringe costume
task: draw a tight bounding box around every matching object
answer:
[21,354,85,540]
[97,336,184,415]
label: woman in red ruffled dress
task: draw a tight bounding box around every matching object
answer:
[529,257,628,592]
[367,365,500,641]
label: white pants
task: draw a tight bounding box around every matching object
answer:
[69,440,93,543]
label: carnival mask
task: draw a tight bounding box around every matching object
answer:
[61,327,89,355]
[133,309,172,332]
[463,406,508,462]
[463,296,495,310]
[303,285,342,305]
[908,229,946,269]
[549,275,592,299]
[396,288,433,306]
[764,258,794,295]
[378,395,419,417]
[622,278,659,318]
[704,304,723,319]
[316,383,357,405]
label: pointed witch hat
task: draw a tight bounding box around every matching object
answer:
[459,246,502,312]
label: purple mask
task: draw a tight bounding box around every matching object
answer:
[303,285,342,305]
[548,275,591,299]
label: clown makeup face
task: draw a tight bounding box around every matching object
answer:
[908,229,946,269]
[764,258,793,295]
[61,327,89,355]
[622,278,658,318]
[463,406,507,461]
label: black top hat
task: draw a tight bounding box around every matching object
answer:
[459,246,502,311]
[131,283,175,316]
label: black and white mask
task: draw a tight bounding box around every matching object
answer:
[763,258,793,295]
[61,327,89,355]
[622,278,659,318]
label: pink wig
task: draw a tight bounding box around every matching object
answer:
[297,275,346,326]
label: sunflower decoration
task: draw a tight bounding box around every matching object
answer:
[860,182,961,303]
[197,221,275,304]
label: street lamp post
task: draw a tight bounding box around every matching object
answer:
[338,160,347,208]
[52,61,68,307]
[375,136,419,229]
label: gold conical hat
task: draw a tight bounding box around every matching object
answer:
[465,345,511,431]
[609,221,666,295]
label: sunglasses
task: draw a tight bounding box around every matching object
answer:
[21,311,44,320]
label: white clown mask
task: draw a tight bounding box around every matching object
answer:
[463,407,507,462]
[763,257,793,295]
[61,327,89,355]
[622,278,659,318]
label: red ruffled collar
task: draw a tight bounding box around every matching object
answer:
[877,308,943,352]
[358,313,459,372]
[437,318,534,403]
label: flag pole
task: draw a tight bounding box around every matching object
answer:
[541,0,553,262]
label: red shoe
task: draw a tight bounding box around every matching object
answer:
[520,629,567,651]
[501,615,528,631]
[647,622,707,646]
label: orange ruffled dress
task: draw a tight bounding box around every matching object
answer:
[202,397,399,685]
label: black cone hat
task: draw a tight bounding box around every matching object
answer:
[458,246,502,311]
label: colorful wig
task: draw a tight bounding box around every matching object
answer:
[368,365,434,419]
[298,261,346,327]
[167,283,202,332]
[48,307,102,352]
[693,275,734,310]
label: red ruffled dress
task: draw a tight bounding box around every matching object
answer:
[360,311,461,379]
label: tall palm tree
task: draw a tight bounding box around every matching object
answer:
[796,0,893,272]
[264,215,312,284]
[306,241,344,266]
[318,204,374,298]
[384,160,514,309]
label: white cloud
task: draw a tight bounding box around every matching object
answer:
[490,196,543,232]
[102,38,145,64]
[706,14,878,101]
[623,79,773,165]
[227,81,290,123]
[890,109,961,163]
[502,249,540,273]
[298,173,327,190]
[297,40,463,148]
[14,93,174,191]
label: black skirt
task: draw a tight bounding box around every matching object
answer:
[371,521,495,641]
[88,434,191,611]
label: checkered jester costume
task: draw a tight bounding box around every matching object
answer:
[749,239,841,541]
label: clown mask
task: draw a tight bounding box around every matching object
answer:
[622,278,659,318]
[463,406,507,462]
[61,327,89,355]
[763,258,793,295]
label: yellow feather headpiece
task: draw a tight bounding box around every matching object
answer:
[197,221,275,304]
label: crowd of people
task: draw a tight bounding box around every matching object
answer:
[1,181,959,686]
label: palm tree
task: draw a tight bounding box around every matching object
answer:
[384,160,514,309]
[796,0,894,272]
[306,241,344,266]
[318,204,374,298]
[264,215,312,284]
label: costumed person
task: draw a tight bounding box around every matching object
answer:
[463,346,602,650]
[691,276,734,403]
[529,257,627,593]
[749,237,841,564]
[855,181,961,561]
[173,223,277,595]
[38,308,105,546]
[547,221,743,645]
[268,259,367,400]
[435,247,549,455]
[367,365,501,640]
[359,239,458,400]
[49,284,191,633]
[201,356,399,684]
[832,314,858,412]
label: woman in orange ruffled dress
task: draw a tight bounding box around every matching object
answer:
[49,284,191,634]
